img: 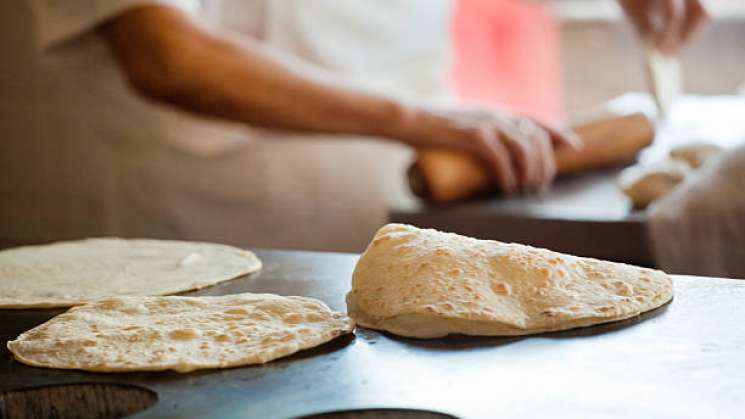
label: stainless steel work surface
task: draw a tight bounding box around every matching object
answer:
[2,249,744,418]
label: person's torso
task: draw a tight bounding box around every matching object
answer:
[0,0,450,249]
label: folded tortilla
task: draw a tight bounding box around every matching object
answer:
[347,224,672,338]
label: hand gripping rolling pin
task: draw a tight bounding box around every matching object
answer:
[408,113,654,204]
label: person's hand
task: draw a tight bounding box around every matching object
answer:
[619,0,709,54]
[403,108,582,194]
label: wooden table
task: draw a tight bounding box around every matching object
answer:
[391,95,745,268]
[2,249,744,419]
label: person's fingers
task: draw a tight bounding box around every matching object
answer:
[679,0,709,46]
[499,120,538,189]
[499,132,533,189]
[657,0,685,54]
[533,127,556,189]
[619,0,653,37]
[475,129,518,194]
[518,119,546,188]
[449,112,571,193]
[535,121,583,151]
[619,0,704,54]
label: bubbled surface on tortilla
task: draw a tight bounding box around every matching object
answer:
[347,224,672,337]
[8,293,354,372]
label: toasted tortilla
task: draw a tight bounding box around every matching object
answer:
[347,224,672,338]
[8,293,354,372]
[0,238,261,308]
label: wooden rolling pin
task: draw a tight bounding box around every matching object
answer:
[408,113,654,204]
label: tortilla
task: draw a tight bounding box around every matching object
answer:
[7,293,354,372]
[0,238,261,308]
[618,159,691,209]
[670,143,723,168]
[347,224,672,338]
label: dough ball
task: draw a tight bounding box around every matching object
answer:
[670,143,723,168]
[618,159,692,209]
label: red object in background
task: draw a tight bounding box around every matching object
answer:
[450,0,564,125]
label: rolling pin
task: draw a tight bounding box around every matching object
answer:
[408,113,654,204]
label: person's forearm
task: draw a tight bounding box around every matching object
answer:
[150,36,415,139]
[103,6,426,143]
[102,7,580,193]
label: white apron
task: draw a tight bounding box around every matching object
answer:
[0,0,451,251]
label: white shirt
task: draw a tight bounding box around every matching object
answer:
[1,0,451,251]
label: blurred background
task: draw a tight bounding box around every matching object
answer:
[450,0,745,121]
[2,0,744,277]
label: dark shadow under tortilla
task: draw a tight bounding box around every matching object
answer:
[360,298,672,350]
